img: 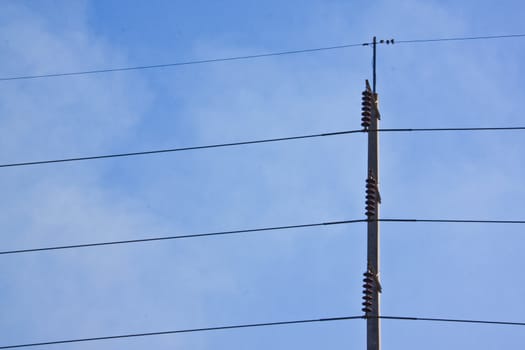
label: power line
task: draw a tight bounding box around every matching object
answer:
[2,126,525,169]
[0,43,366,82]
[2,313,523,349]
[375,126,525,133]
[0,219,365,256]
[379,315,525,326]
[395,33,525,44]
[2,217,525,257]
[2,33,525,82]
[0,129,361,169]
[0,315,363,349]
[380,218,525,224]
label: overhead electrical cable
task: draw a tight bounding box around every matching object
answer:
[0,129,361,168]
[2,217,525,257]
[395,33,525,44]
[2,314,524,349]
[379,218,525,224]
[1,33,524,82]
[0,219,365,256]
[0,315,363,349]
[0,43,366,82]
[1,126,524,169]
[373,126,525,132]
[379,315,525,326]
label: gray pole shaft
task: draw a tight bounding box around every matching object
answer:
[367,36,381,350]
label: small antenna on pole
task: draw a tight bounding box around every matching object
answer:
[372,36,377,93]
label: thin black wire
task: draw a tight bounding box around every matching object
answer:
[375,126,525,132]
[2,314,524,349]
[2,33,524,82]
[0,129,362,169]
[395,33,525,44]
[0,43,366,82]
[379,315,525,326]
[380,218,525,224]
[0,315,363,349]
[2,217,525,257]
[2,126,525,169]
[0,219,365,256]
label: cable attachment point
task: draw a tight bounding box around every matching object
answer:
[361,80,380,128]
[365,172,381,218]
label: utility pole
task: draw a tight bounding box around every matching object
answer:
[361,36,381,350]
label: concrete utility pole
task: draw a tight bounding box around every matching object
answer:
[361,36,381,350]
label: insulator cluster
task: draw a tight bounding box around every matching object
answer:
[365,175,378,218]
[379,39,395,44]
[361,89,373,128]
[362,270,374,313]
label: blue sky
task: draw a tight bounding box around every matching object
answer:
[0,1,524,349]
